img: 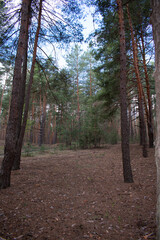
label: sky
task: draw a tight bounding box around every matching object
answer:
[10,0,96,69]
[41,5,96,69]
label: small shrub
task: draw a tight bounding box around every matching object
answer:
[103,129,119,145]
[39,145,46,153]
[23,142,33,157]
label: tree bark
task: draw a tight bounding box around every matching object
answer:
[76,53,80,120]
[52,105,57,144]
[128,98,134,140]
[117,0,133,183]
[127,4,147,158]
[39,92,46,146]
[140,29,154,148]
[12,0,43,170]
[30,95,35,143]
[0,0,31,188]
[151,1,160,238]
[90,56,92,97]
[0,74,7,115]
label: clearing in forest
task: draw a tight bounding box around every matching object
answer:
[0,144,156,240]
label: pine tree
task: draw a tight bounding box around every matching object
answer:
[0,0,32,189]
[117,0,133,183]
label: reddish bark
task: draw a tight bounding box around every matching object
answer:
[39,91,47,146]
[76,54,80,120]
[117,0,133,183]
[30,95,35,143]
[90,57,92,97]
[0,0,31,188]
[13,0,43,170]
[127,4,147,157]
[140,29,154,148]
[0,75,7,115]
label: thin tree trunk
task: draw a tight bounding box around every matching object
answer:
[0,0,31,188]
[140,29,154,148]
[39,87,47,146]
[39,112,45,146]
[38,91,42,145]
[128,99,134,140]
[138,97,143,145]
[13,0,43,170]
[133,104,138,138]
[0,74,7,116]
[76,53,80,120]
[117,0,133,183]
[3,116,8,140]
[151,1,160,238]
[52,105,57,144]
[47,111,51,144]
[40,93,47,145]
[90,56,92,97]
[30,95,35,143]
[127,4,147,157]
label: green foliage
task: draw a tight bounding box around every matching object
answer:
[23,142,33,157]
[78,125,101,149]
[39,145,46,153]
[103,128,119,145]
[22,143,52,156]
[78,100,102,148]
[0,0,19,63]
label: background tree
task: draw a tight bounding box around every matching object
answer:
[0,0,84,188]
[89,0,154,152]
[126,4,147,157]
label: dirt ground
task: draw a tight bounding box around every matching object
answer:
[0,144,156,240]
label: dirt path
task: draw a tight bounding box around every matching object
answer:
[0,144,156,240]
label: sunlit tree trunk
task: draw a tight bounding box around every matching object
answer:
[117,0,133,183]
[151,1,160,238]
[127,4,147,157]
[0,0,31,188]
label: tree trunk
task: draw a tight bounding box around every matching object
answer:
[39,93,46,146]
[151,1,160,238]
[128,99,134,140]
[52,105,57,144]
[12,0,43,170]
[127,4,147,157]
[47,112,51,144]
[0,74,7,115]
[117,0,133,183]
[76,53,80,120]
[90,56,92,97]
[39,112,45,146]
[30,95,35,143]
[140,29,154,148]
[0,0,31,188]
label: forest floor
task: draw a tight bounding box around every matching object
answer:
[0,143,156,240]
